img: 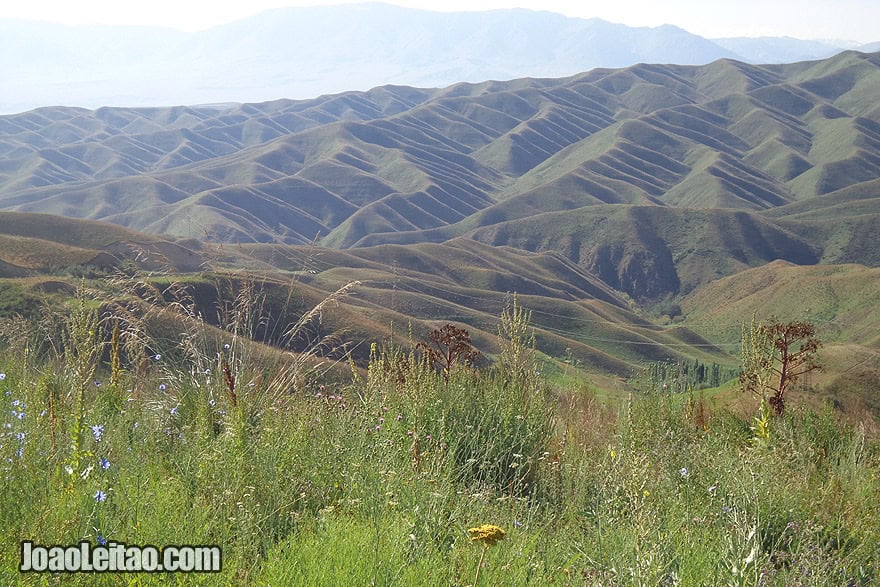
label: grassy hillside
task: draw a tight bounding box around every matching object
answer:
[680,261,880,419]
[0,300,877,585]
[0,212,735,382]
[681,260,880,345]
[465,205,819,301]
[2,53,879,263]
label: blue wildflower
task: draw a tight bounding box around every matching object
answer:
[90,424,104,442]
[96,535,107,546]
[94,490,107,502]
[99,457,110,470]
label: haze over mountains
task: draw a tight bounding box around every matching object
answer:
[2,3,874,114]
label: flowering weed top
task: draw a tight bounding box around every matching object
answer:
[468,524,506,546]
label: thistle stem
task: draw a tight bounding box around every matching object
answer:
[473,544,488,586]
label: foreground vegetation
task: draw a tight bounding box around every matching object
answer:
[0,288,878,586]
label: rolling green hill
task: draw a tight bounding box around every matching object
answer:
[2,51,879,304]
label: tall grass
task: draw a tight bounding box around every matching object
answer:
[0,282,877,585]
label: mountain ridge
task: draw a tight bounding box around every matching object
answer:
[3,50,880,303]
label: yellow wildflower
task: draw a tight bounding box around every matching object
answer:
[468,524,506,546]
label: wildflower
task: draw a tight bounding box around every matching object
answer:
[170,406,178,416]
[514,519,523,528]
[154,354,161,361]
[39,410,46,417]
[468,524,506,546]
[708,484,717,496]
[99,457,110,470]
[208,399,216,407]
[16,447,23,458]
[0,373,5,380]
[610,449,617,459]
[159,383,167,391]
[406,430,413,437]
[94,490,107,502]
[11,399,19,407]
[94,381,102,387]
[96,535,107,546]
[15,432,25,442]
[223,344,230,350]
[679,467,689,478]
[375,425,380,432]
[396,414,403,421]
[379,417,385,424]
[64,465,73,475]
[90,424,104,442]
[643,489,650,498]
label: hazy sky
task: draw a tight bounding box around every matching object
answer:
[2,0,877,43]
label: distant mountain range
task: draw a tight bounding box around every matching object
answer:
[2,49,879,305]
[2,3,876,114]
